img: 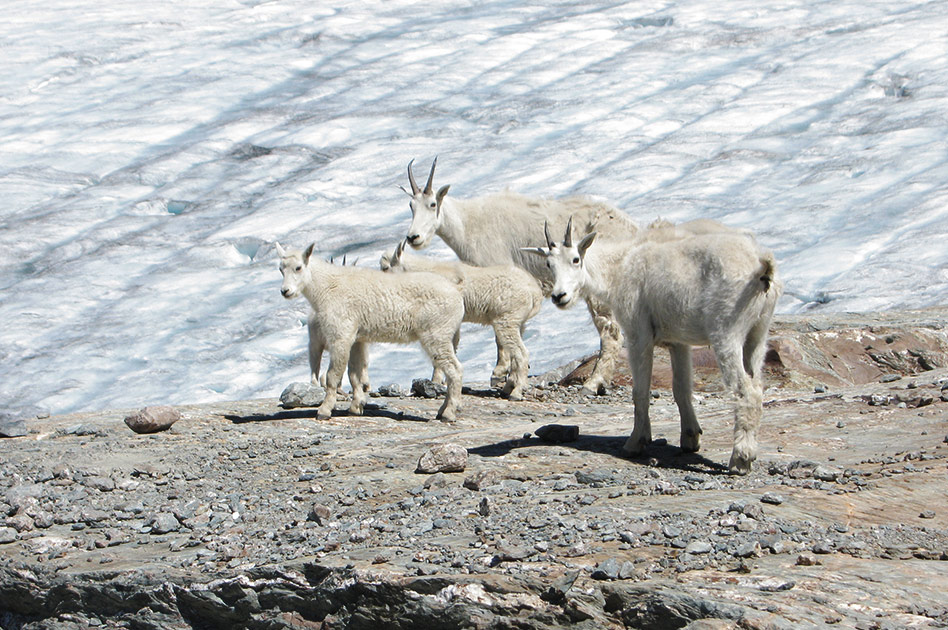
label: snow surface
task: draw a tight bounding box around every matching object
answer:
[2,0,946,416]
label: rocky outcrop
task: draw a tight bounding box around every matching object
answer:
[2,309,947,629]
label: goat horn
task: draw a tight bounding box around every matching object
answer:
[564,216,573,248]
[544,221,555,250]
[407,159,420,195]
[424,157,438,195]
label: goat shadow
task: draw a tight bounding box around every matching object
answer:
[468,433,730,475]
[225,404,431,424]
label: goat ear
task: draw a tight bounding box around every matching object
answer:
[577,232,597,258]
[436,184,450,205]
[303,243,315,265]
[275,242,286,258]
[520,247,548,257]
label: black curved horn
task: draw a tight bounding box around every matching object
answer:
[544,221,555,249]
[424,157,438,195]
[407,159,420,195]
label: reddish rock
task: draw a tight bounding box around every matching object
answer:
[124,406,180,434]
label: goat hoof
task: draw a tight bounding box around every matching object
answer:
[622,436,648,456]
[490,376,506,388]
[316,410,332,421]
[348,403,365,416]
[728,453,754,475]
[680,433,701,453]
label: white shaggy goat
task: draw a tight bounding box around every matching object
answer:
[401,158,640,396]
[525,220,781,474]
[380,241,544,400]
[306,256,369,393]
[277,242,465,421]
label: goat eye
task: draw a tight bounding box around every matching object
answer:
[428,202,436,209]
[572,257,580,264]
[295,265,302,272]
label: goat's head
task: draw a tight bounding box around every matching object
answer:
[403,158,450,250]
[379,240,407,273]
[276,241,314,300]
[522,217,596,309]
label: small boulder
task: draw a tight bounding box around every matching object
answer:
[124,406,180,434]
[464,469,503,491]
[411,379,446,399]
[416,443,468,474]
[280,383,326,409]
[377,383,402,397]
[535,424,579,443]
[0,412,28,438]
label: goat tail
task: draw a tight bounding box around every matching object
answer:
[758,252,777,293]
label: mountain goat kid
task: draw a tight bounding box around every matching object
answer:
[277,242,465,421]
[380,241,544,400]
[307,256,369,393]
[526,220,781,474]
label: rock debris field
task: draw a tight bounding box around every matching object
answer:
[2,310,948,629]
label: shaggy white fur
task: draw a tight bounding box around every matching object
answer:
[278,242,465,422]
[401,158,640,395]
[380,241,543,400]
[527,221,781,474]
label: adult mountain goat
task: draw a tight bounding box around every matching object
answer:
[277,242,465,422]
[380,241,544,400]
[401,158,640,396]
[526,220,781,474]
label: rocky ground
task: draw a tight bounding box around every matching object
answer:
[1,309,947,630]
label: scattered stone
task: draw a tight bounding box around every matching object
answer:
[464,469,503,491]
[62,423,105,436]
[757,577,796,592]
[377,383,402,397]
[416,444,468,474]
[279,383,326,409]
[685,541,713,555]
[147,513,180,534]
[919,510,936,519]
[0,527,17,544]
[0,409,44,438]
[796,553,822,566]
[478,497,490,517]
[308,504,331,525]
[575,469,614,486]
[0,415,27,438]
[124,406,181,434]
[83,476,116,492]
[760,492,785,505]
[591,558,621,580]
[812,540,834,554]
[734,541,761,558]
[618,560,638,580]
[411,379,446,399]
[880,373,901,383]
[535,424,579,443]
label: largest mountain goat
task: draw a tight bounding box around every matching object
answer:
[401,158,639,395]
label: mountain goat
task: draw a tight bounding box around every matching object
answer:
[307,256,369,393]
[400,158,640,396]
[277,242,465,421]
[380,241,544,400]
[525,220,781,474]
